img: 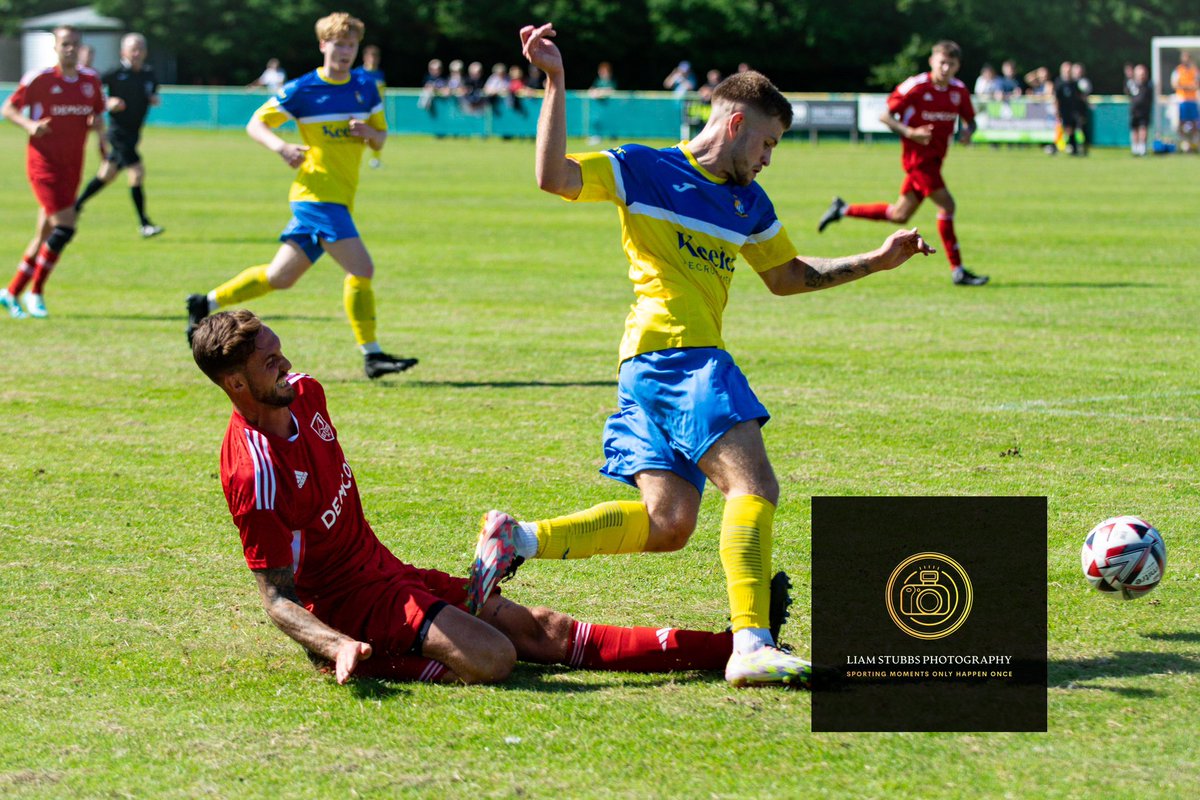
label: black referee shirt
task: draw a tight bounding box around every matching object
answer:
[103,62,159,131]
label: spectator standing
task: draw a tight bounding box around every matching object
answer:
[1127,64,1152,156]
[997,61,1023,98]
[663,61,696,96]
[418,59,447,111]
[1072,63,1092,154]
[1052,61,1085,155]
[588,62,616,98]
[249,58,286,93]
[78,43,95,69]
[974,64,999,98]
[699,69,722,103]
[1170,52,1199,152]
[1024,66,1054,97]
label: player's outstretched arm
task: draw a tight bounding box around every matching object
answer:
[246,117,309,168]
[253,567,371,684]
[520,23,582,198]
[758,228,934,296]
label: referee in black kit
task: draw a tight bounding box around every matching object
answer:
[75,32,164,238]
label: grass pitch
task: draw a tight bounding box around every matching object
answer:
[0,126,1197,798]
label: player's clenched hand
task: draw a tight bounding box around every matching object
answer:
[347,119,381,145]
[907,124,934,145]
[29,118,52,138]
[334,640,372,684]
[875,228,935,270]
[520,23,563,76]
[278,143,309,168]
[106,97,126,113]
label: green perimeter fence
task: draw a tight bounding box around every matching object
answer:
[0,85,1141,147]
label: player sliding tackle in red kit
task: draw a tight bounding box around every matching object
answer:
[818,40,988,287]
[192,309,793,685]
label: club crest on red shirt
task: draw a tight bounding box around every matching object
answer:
[310,412,334,442]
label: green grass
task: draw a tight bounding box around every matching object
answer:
[1,126,1198,798]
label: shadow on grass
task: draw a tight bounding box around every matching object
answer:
[1049,648,1200,696]
[348,663,723,697]
[1143,631,1200,643]
[984,281,1162,290]
[340,379,617,389]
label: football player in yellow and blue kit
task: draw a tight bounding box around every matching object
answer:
[468,23,936,687]
[354,45,385,169]
[186,13,416,379]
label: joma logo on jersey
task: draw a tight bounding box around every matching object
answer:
[320,462,354,529]
[677,232,735,272]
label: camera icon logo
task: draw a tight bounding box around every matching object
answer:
[899,570,952,619]
[886,554,973,640]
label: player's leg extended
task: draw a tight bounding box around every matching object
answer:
[323,236,377,348]
[827,189,922,229]
[2,212,52,317]
[479,595,733,672]
[931,188,988,286]
[75,158,119,212]
[324,236,418,378]
[698,420,779,644]
[127,162,161,236]
[22,206,78,318]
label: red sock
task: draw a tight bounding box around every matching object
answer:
[566,621,731,672]
[31,243,61,294]
[845,202,891,221]
[349,654,447,683]
[936,213,962,268]
[7,255,37,296]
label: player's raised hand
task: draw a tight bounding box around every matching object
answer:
[278,143,310,168]
[520,23,563,76]
[334,640,372,684]
[875,228,935,270]
[907,124,934,145]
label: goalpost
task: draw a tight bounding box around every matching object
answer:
[1150,36,1200,146]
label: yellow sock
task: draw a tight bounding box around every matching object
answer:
[534,501,650,559]
[212,265,273,307]
[720,494,774,632]
[343,275,376,347]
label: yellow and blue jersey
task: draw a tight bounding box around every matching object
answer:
[353,67,386,94]
[569,142,798,362]
[254,68,386,210]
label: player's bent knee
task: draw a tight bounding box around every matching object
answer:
[46,226,75,252]
[647,519,696,552]
[462,638,516,684]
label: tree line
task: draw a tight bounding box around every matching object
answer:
[4,0,1197,93]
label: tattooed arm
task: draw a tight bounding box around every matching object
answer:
[252,567,372,684]
[758,227,934,296]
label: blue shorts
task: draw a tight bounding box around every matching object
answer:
[1180,101,1199,123]
[279,202,360,263]
[600,348,770,495]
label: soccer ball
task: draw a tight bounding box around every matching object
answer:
[1080,516,1166,600]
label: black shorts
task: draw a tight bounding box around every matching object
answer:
[106,127,143,168]
[1130,113,1150,129]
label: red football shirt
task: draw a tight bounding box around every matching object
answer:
[8,66,105,183]
[220,374,396,610]
[887,73,975,172]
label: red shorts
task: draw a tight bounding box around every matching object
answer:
[313,561,473,657]
[900,165,946,198]
[29,172,82,215]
